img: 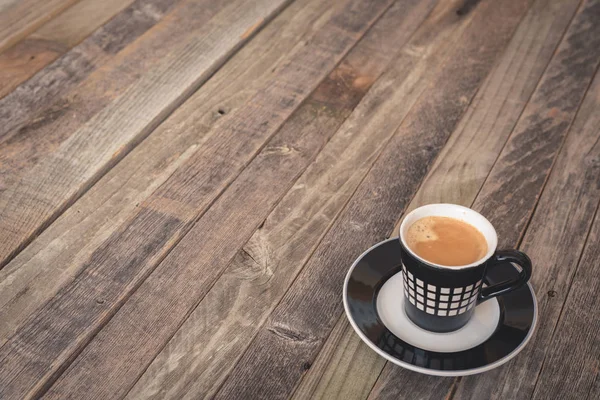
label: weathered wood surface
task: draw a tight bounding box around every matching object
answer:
[0,0,137,99]
[516,64,600,400]
[1,0,599,398]
[0,0,396,398]
[534,211,600,399]
[452,54,600,400]
[530,208,600,400]
[470,0,600,249]
[0,0,189,142]
[124,0,442,397]
[212,0,534,397]
[40,0,411,397]
[0,0,80,53]
[0,0,19,13]
[294,0,580,396]
[405,0,580,213]
[0,0,289,269]
[0,0,337,348]
[292,314,388,400]
[375,0,600,398]
[449,1,600,396]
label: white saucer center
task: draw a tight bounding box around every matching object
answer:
[376,272,500,353]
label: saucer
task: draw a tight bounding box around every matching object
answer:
[343,238,537,376]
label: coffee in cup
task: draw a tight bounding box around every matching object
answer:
[398,204,532,333]
[405,216,488,267]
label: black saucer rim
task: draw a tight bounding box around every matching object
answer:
[342,237,538,377]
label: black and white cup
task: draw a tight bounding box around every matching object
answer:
[398,204,532,333]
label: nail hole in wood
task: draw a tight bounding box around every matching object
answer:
[302,361,311,371]
[96,299,106,304]
[548,290,556,297]
[218,109,226,115]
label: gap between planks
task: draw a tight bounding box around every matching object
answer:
[0,0,138,99]
[0,0,399,398]
[370,1,593,397]
[292,3,596,396]
[122,0,446,398]
[0,0,294,269]
[0,0,341,351]
[0,0,81,53]
[211,0,537,397]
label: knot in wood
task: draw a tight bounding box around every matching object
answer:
[268,324,315,343]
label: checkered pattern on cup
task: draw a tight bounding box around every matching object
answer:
[402,264,482,317]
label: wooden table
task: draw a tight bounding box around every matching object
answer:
[0,0,598,398]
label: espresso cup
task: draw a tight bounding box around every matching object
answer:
[398,204,532,333]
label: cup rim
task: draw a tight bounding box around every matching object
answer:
[399,203,498,270]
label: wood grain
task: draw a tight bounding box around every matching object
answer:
[369,365,457,399]
[524,67,600,400]
[32,0,137,48]
[471,0,600,247]
[0,0,337,348]
[289,0,492,396]
[292,314,387,400]
[0,0,137,99]
[448,0,600,398]
[0,1,395,398]
[454,61,600,400]
[298,0,579,395]
[0,0,80,53]
[0,0,288,269]
[43,71,340,400]
[404,0,581,213]
[212,0,533,398]
[40,1,409,397]
[0,0,19,13]
[0,0,189,143]
[122,1,442,398]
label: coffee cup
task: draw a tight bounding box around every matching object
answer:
[398,203,532,333]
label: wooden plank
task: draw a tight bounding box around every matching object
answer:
[463,66,600,400]
[0,0,19,13]
[448,1,600,398]
[585,366,600,400]
[295,0,580,395]
[0,0,80,53]
[0,0,192,143]
[0,0,288,269]
[121,1,447,398]
[403,0,581,213]
[288,0,495,397]
[212,0,534,398]
[39,0,411,396]
[292,314,388,400]
[470,0,600,247]
[526,71,600,400]
[32,0,138,48]
[0,1,396,398]
[369,365,457,399]
[0,0,336,348]
[381,0,598,399]
[0,0,137,99]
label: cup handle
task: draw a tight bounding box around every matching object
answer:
[478,249,532,303]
